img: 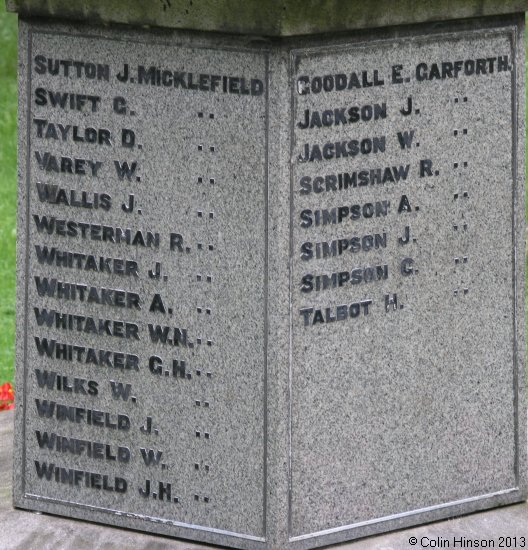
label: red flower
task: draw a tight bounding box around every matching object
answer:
[0,382,15,411]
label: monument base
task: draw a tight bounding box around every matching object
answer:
[3,411,528,548]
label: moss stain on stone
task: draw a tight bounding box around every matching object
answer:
[6,0,528,35]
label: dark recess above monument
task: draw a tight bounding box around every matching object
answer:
[6,0,528,36]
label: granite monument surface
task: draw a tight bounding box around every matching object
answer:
[8,2,528,549]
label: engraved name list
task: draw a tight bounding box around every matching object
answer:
[20,29,269,539]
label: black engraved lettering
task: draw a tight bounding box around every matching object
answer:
[419,159,433,177]
[35,151,102,176]
[35,369,98,396]
[35,399,130,430]
[35,461,127,492]
[416,55,510,82]
[397,130,415,149]
[300,200,389,228]
[299,136,386,163]
[36,182,111,211]
[300,299,372,326]
[34,246,139,277]
[34,276,141,310]
[34,56,110,81]
[114,160,138,181]
[298,102,386,129]
[141,448,163,466]
[299,165,409,196]
[34,337,140,371]
[109,380,133,401]
[34,119,111,145]
[34,307,139,340]
[301,233,387,261]
[301,265,388,293]
[33,216,159,248]
[35,431,130,463]
[297,71,384,95]
[148,324,188,347]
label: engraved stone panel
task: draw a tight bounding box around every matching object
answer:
[12,13,526,550]
[290,27,524,539]
[15,21,268,543]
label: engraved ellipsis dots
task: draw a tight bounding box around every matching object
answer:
[451,97,471,297]
[194,337,213,346]
[454,287,469,297]
[197,110,216,152]
[195,369,212,378]
[453,256,470,296]
[194,107,217,501]
[194,109,216,331]
[197,144,216,152]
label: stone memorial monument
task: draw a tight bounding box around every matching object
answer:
[7,1,528,548]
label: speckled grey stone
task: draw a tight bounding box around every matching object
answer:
[289,22,526,543]
[12,12,526,550]
[2,410,528,550]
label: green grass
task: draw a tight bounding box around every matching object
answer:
[0,7,17,386]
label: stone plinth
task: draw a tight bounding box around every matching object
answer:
[7,2,528,549]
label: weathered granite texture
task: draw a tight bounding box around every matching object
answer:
[9,6,527,550]
[2,410,527,550]
[5,0,528,36]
